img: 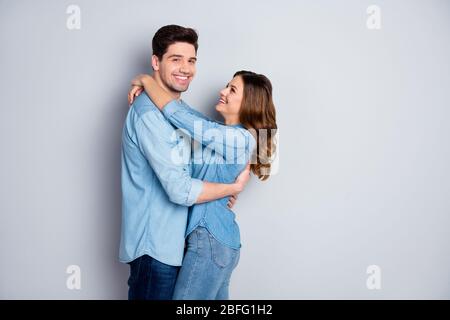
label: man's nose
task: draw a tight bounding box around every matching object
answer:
[179,61,190,74]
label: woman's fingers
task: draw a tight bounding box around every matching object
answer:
[128,85,143,105]
[128,75,148,105]
[227,195,237,208]
[128,90,133,105]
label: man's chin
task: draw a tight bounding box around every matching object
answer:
[170,85,190,93]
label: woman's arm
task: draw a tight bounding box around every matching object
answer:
[129,74,212,124]
[162,100,256,162]
[129,74,255,161]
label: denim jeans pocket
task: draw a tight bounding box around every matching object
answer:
[208,233,239,269]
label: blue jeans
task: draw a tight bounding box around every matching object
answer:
[127,254,179,300]
[173,226,240,300]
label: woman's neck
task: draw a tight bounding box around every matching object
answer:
[224,116,240,126]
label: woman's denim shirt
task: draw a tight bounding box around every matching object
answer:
[162,100,256,249]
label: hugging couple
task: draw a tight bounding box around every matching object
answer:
[120,25,277,300]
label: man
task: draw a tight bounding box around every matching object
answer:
[120,25,249,300]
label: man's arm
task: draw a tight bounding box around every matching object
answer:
[196,165,250,204]
[136,109,248,206]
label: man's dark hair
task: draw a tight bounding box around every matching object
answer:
[152,25,198,60]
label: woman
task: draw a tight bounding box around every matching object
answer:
[128,71,277,299]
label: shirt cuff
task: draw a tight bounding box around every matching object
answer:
[162,100,183,119]
[186,178,203,206]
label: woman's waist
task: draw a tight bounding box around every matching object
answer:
[189,198,236,218]
[188,201,239,231]
[186,209,241,249]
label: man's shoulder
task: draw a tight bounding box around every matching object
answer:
[131,92,159,116]
[127,94,176,136]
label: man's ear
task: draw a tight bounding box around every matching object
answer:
[151,55,159,71]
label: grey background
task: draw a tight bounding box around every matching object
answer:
[1,0,449,299]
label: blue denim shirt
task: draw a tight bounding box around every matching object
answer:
[162,100,256,249]
[119,93,203,266]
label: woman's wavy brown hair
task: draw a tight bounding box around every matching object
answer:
[234,71,278,181]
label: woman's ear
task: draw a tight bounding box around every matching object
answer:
[151,55,160,71]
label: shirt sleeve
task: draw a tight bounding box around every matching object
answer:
[135,109,203,206]
[162,100,256,163]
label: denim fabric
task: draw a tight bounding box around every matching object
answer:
[162,100,256,249]
[128,254,179,300]
[120,92,203,266]
[172,227,240,300]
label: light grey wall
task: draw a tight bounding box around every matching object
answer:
[1,0,449,299]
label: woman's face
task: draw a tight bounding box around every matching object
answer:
[215,76,244,118]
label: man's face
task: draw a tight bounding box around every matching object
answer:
[152,42,197,95]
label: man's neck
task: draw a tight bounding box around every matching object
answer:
[154,73,181,101]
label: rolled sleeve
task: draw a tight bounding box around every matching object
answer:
[136,109,202,206]
[186,178,203,206]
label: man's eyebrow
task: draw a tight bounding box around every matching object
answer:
[167,54,197,61]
